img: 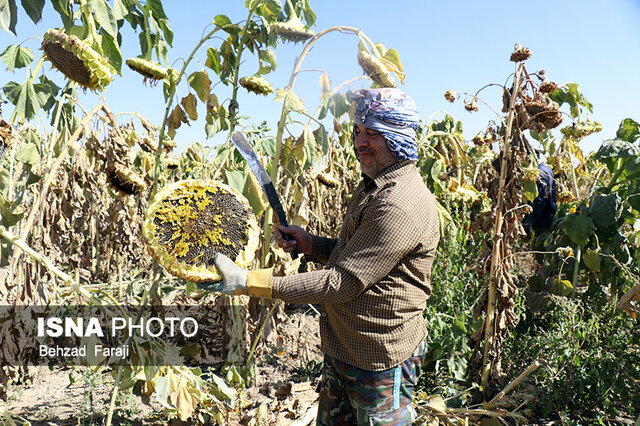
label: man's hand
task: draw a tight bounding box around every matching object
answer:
[196,253,248,294]
[276,225,313,255]
[196,253,273,298]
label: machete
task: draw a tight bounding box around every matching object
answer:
[231,131,298,258]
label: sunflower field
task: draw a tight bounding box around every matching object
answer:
[0,1,638,425]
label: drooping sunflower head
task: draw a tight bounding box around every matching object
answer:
[138,136,158,153]
[126,57,179,85]
[239,76,274,96]
[510,44,532,62]
[270,17,315,43]
[539,79,558,94]
[106,163,146,196]
[357,51,396,88]
[524,100,563,129]
[41,29,115,92]
[143,180,259,282]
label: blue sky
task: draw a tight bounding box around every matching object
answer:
[1,0,639,154]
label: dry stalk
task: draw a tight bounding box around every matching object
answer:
[487,357,543,407]
[0,226,92,301]
[7,104,104,285]
[481,62,524,388]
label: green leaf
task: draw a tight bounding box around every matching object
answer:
[434,198,455,242]
[146,0,167,19]
[157,18,173,46]
[256,0,282,23]
[326,92,350,120]
[187,71,210,102]
[521,178,538,203]
[427,158,447,194]
[33,80,56,112]
[559,214,596,247]
[315,124,329,155]
[1,44,34,72]
[583,248,601,272]
[616,118,640,143]
[373,42,387,57]
[589,194,620,228]
[214,14,231,27]
[153,375,175,410]
[100,32,122,73]
[0,0,18,35]
[447,355,467,381]
[209,372,236,403]
[93,0,117,37]
[549,82,592,118]
[3,79,40,120]
[51,0,73,30]
[243,170,268,217]
[112,0,127,20]
[20,0,44,24]
[258,137,275,157]
[257,48,277,75]
[301,0,315,26]
[597,139,640,158]
[205,47,221,74]
[16,142,40,165]
[550,277,573,297]
[50,85,80,133]
[225,169,244,192]
[0,194,25,227]
[528,274,546,292]
[275,87,304,112]
[302,125,316,169]
[383,48,403,73]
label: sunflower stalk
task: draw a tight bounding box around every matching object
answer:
[481,62,524,389]
[244,300,281,381]
[0,226,93,301]
[151,22,241,196]
[78,0,100,50]
[228,5,259,135]
[486,357,543,407]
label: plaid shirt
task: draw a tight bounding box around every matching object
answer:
[272,160,440,371]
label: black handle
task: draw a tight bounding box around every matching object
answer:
[264,182,299,258]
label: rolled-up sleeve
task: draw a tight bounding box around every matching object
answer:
[272,200,419,304]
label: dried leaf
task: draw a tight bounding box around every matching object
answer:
[180,93,198,121]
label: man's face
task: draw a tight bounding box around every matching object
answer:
[354,124,397,178]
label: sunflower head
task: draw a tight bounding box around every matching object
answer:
[357,51,396,88]
[143,180,260,282]
[126,57,179,85]
[42,29,115,92]
[270,17,315,43]
[239,76,274,95]
[510,44,532,62]
[106,163,146,196]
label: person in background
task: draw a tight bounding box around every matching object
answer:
[201,88,440,425]
[523,157,558,236]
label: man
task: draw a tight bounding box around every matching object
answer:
[204,88,440,425]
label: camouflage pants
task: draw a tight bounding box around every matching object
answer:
[316,341,426,426]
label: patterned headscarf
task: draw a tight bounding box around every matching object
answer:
[352,88,420,161]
